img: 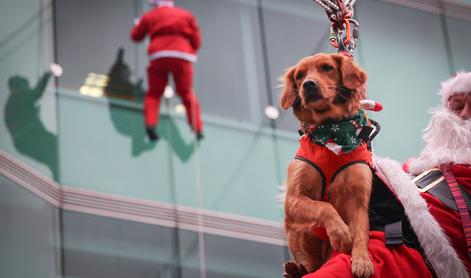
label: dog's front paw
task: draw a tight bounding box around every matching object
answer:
[283,261,308,278]
[327,223,352,253]
[351,253,374,278]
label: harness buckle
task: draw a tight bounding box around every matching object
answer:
[385,220,403,246]
[357,126,374,141]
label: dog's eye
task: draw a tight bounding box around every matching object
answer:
[295,71,304,80]
[321,64,334,72]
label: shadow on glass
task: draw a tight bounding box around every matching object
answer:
[4,72,59,181]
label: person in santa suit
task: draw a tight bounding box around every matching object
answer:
[131,0,203,141]
[405,71,471,276]
[286,73,471,278]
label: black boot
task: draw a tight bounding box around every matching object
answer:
[196,132,204,141]
[146,126,159,141]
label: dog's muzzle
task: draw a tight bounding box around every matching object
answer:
[302,80,322,102]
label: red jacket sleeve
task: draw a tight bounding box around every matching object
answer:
[188,15,201,51]
[130,16,148,42]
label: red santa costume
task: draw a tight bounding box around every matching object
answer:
[406,71,471,276]
[302,73,471,278]
[131,0,203,139]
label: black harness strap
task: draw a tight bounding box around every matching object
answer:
[385,221,403,246]
[294,156,327,199]
[369,173,427,251]
[331,160,371,183]
[414,168,471,215]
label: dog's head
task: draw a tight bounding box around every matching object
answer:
[280,53,367,124]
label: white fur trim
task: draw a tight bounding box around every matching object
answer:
[440,71,471,105]
[375,157,468,278]
[408,108,471,175]
[149,51,197,63]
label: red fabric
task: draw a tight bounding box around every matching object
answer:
[303,231,433,278]
[144,58,202,132]
[296,135,373,200]
[420,164,471,275]
[312,227,329,241]
[131,6,201,55]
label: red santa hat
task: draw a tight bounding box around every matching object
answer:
[439,71,471,106]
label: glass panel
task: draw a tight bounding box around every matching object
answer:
[57,89,293,220]
[55,0,267,124]
[357,0,451,161]
[262,0,332,131]
[178,0,265,123]
[0,0,57,180]
[204,234,288,278]
[446,17,471,72]
[3,1,471,277]
[0,174,61,278]
[62,211,200,278]
[62,211,289,278]
[55,0,140,92]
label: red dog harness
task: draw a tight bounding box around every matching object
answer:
[295,135,373,201]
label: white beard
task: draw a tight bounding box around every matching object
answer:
[409,107,471,175]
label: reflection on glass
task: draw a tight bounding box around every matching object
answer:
[80,73,109,98]
[104,48,154,157]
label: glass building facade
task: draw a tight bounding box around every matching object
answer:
[1,0,471,277]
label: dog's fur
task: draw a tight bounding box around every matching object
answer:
[281,53,374,278]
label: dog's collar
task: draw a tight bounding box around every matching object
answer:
[299,110,370,155]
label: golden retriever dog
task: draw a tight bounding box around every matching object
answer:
[281,53,374,278]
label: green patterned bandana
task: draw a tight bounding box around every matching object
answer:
[308,110,368,154]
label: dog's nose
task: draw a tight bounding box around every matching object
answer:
[303,80,321,101]
[303,80,318,91]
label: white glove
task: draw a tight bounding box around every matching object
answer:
[163,86,174,99]
[50,63,63,77]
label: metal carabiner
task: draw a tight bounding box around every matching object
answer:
[336,29,349,53]
[314,0,359,55]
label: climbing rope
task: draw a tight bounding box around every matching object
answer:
[313,0,359,56]
[191,94,207,278]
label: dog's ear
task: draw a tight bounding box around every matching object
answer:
[280,66,297,110]
[335,55,367,90]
